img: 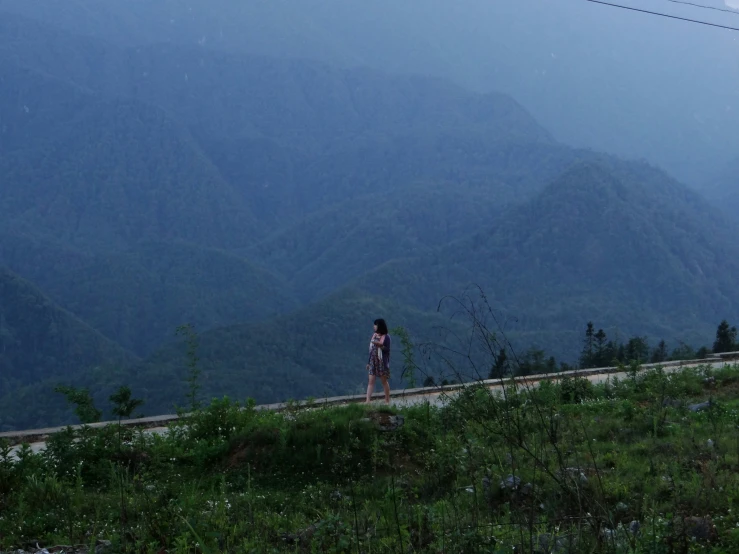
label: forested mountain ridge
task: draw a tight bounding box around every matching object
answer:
[0,10,558,239]
[2,4,738,433]
[247,182,505,302]
[0,11,555,230]
[246,145,637,300]
[0,267,136,403]
[0,11,553,148]
[0,9,563,364]
[0,288,461,430]
[351,161,739,348]
[1,0,736,185]
[0,230,298,356]
[0,61,258,252]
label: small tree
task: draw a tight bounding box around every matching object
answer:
[109,386,144,449]
[516,347,548,376]
[176,323,202,411]
[696,346,711,359]
[624,336,650,364]
[580,322,596,368]
[54,385,102,424]
[713,320,738,354]
[593,329,610,367]
[671,341,696,361]
[391,326,418,388]
[488,348,509,379]
[651,340,668,364]
[110,386,144,422]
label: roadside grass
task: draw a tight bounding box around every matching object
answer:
[2,364,739,553]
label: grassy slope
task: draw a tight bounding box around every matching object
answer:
[2,364,739,551]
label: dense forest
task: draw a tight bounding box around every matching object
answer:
[0,267,135,400]
[1,4,739,431]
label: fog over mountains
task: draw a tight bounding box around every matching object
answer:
[1,0,738,430]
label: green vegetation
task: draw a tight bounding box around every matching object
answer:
[579,321,715,370]
[353,162,739,352]
[713,321,738,355]
[3,363,739,552]
[0,233,298,356]
[54,386,103,425]
[2,8,739,437]
[0,267,136,403]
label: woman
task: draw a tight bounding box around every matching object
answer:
[366,318,391,404]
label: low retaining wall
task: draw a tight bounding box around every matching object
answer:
[1,355,734,447]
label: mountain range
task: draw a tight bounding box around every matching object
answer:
[1,7,738,430]
[1,0,737,185]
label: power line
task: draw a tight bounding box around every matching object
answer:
[664,0,739,16]
[584,0,739,31]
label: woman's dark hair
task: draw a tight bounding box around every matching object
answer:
[374,318,389,335]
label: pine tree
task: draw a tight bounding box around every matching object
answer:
[713,320,738,353]
[651,340,668,363]
[489,348,509,379]
[625,336,650,363]
[671,341,696,361]
[593,329,608,366]
[580,322,596,368]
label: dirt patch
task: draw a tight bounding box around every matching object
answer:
[366,411,405,431]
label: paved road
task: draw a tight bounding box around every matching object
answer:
[7,358,732,461]
[391,359,730,407]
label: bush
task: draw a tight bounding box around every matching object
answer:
[560,375,594,404]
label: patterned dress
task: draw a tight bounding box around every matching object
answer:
[368,333,391,378]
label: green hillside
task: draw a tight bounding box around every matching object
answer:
[0,63,258,252]
[123,288,460,414]
[0,267,136,409]
[0,289,459,430]
[0,13,552,148]
[248,182,503,301]
[1,5,738,436]
[2,0,736,186]
[0,230,298,356]
[351,161,739,352]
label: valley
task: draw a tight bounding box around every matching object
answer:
[0,3,738,434]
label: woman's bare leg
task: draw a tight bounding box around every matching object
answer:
[380,377,390,404]
[366,375,376,403]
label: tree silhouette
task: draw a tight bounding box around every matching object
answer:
[488,348,509,379]
[651,340,668,363]
[580,322,596,368]
[54,385,102,424]
[713,320,738,353]
[593,329,609,366]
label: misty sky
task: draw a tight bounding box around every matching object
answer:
[0,0,737,186]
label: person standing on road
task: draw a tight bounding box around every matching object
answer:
[366,318,391,404]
